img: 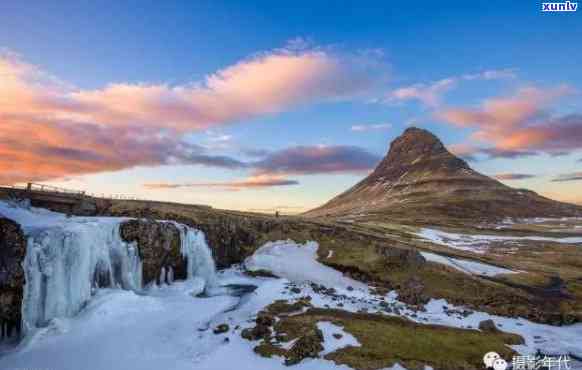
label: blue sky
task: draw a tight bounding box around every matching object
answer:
[0,1,581,211]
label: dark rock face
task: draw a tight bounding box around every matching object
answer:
[119,219,185,285]
[110,207,285,269]
[0,217,26,339]
[195,217,266,269]
[305,127,582,222]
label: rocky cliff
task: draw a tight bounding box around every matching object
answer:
[119,220,185,285]
[0,217,26,340]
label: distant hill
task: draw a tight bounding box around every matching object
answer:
[304,127,582,223]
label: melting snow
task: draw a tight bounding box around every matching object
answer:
[244,240,364,290]
[420,252,517,276]
[416,228,582,253]
[317,321,360,355]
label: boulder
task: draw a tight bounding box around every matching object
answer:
[213,324,230,334]
[284,328,324,366]
[398,276,430,306]
[478,319,498,333]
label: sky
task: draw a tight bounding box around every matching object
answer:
[0,1,581,212]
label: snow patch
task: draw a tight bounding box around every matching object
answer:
[244,240,364,290]
[317,321,360,355]
[420,252,516,276]
[416,228,582,253]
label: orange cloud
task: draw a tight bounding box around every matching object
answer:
[493,173,536,180]
[144,174,299,191]
[0,45,382,184]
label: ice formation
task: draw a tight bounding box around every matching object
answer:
[0,201,217,335]
[178,226,217,288]
[21,219,141,333]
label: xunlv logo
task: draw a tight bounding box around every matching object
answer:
[542,1,578,11]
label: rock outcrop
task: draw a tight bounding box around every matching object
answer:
[305,127,582,223]
[0,217,26,339]
[284,327,324,365]
[119,219,185,285]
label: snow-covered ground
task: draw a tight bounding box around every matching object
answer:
[416,228,582,254]
[0,270,372,370]
[244,240,365,290]
[240,242,582,359]
[420,252,517,276]
[2,202,581,369]
[3,265,581,370]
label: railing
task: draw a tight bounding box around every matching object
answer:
[86,193,143,201]
[0,183,212,208]
[26,182,86,195]
[0,183,143,201]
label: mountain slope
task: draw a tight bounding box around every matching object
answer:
[304,127,582,222]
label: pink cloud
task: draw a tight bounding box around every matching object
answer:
[69,49,372,131]
[388,69,516,107]
[436,85,581,155]
[253,145,381,175]
[0,44,382,184]
[390,78,456,107]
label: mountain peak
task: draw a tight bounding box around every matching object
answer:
[304,127,582,221]
[397,127,446,152]
[370,126,470,183]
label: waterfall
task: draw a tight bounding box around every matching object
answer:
[21,220,142,334]
[178,226,217,289]
[14,213,216,334]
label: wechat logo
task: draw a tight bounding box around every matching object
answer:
[483,352,508,370]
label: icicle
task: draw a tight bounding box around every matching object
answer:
[159,267,166,285]
[167,266,174,284]
[178,226,217,291]
[18,213,217,335]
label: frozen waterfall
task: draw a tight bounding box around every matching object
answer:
[178,226,217,288]
[0,201,217,335]
[21,219,142,333]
